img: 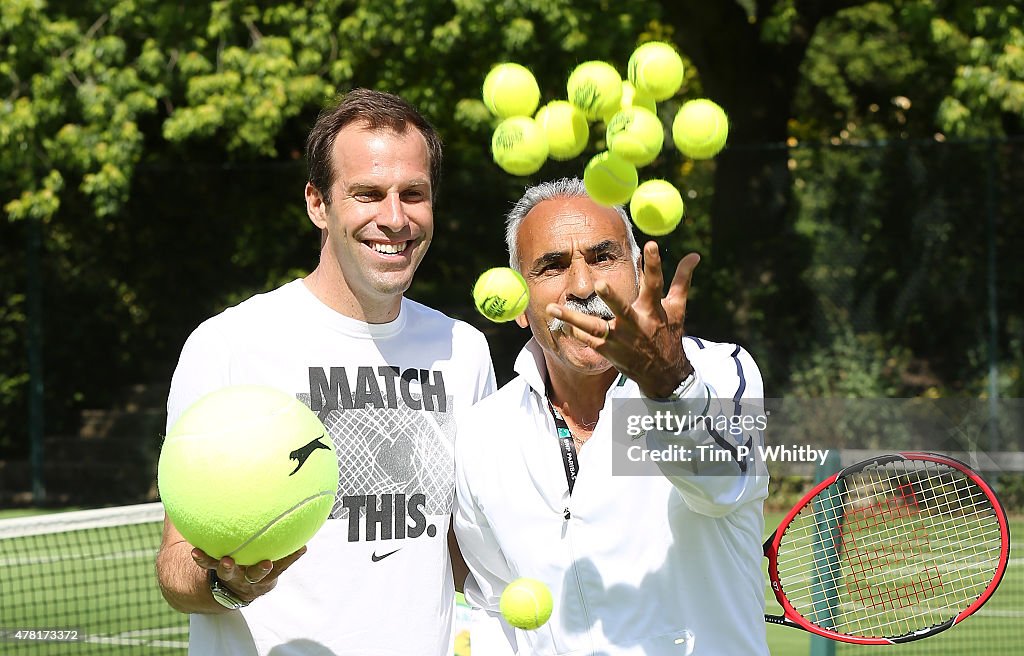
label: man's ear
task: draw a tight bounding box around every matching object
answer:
[305,183,328,229]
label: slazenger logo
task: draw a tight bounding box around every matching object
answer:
[481,295,509,317]
[288,434,330,475]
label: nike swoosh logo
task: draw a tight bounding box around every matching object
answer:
[371,549,401,562]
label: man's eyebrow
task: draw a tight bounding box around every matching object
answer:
[588,239,624,256]
[346,180,431,192]
[528,240,625,271]
[530,250,569,270]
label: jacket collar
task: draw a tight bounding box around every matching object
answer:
[513,338,549,396]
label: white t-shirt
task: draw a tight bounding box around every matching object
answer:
[455,337,769,656]
[166,279,495,656]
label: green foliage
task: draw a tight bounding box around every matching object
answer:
[766,473,812,512]
[787,322,911,398]
[0,0,1021,464]
[995,473,1024,513]
[934,4,1024,135]
[794,1,1024,142]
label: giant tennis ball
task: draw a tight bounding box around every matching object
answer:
[567,61,623,121]
[491,116,549,176]
[583,151,638,206]
[535,101,589,161]
[672,99,729,160]
[473,267,529,323]
[158,385,338,566]
[630,179,685,236]
[627,41,684,101]
[605,106,664,167]
[483,63,541,118]
[500,578,553,630]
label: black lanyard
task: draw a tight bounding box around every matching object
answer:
[547,401,580,495]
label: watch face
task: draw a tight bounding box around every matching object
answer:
[209,572,248,609]
[212,587,245,610]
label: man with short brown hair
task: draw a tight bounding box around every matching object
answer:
[157,89,494,655]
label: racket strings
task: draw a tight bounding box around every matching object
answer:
[774,460,1004,639]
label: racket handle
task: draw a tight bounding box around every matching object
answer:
[765,614,807,631]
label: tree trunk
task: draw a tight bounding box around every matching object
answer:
[663,1,857,382]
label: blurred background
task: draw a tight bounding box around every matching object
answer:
[2,0,1022,505]
[0,1,1021,653]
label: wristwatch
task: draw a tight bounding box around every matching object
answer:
[666,370,697,400]
[209,571,249,610]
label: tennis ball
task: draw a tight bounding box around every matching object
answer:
[473,267,529,323]
[601,80,657,124]
[583,151,638,206]
[627,41,685,102]
[605,106,664,167]
[482,63,541,118]
[535,101,589,161]
[567,61,623,121]
[158,385,338,566]
[630,179,685,236]
[491,116,549,176]
[500,578,553,631]
[672,99,729,160]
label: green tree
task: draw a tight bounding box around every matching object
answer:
[1,0,1020,461]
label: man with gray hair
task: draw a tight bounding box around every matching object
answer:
[454,178,770,655]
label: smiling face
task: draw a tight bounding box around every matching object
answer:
[305,121,433,321]
[514,195,640,376]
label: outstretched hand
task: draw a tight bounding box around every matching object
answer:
[546,243,699,399]
[192,546,307,604]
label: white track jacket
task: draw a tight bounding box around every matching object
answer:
[455,337,770,656]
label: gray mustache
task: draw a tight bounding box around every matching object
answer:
[548,296,614,333]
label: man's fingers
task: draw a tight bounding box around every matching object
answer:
[191,548,218,569]
[594,279,634,322]
[243,560,273,585]
[638,243,663,309]
[216,556,242,582]
[272,546,308,577]
[547,303,611,343]
[664,252,701,317]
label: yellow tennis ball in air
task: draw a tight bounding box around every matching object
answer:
[500,578,553,630]
[628,41,685,101]
[491,116,549,176]
[583,151,638,206]
[535,101,589,161]
[473,267,529,323]
[567,61,623,121]
[483,63,541,118]
[605,106,664,167]
[630,179,685,236]
[158,385,338,566]
[672,99,729,160]
[601,80,657,124]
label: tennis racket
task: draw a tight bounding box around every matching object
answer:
[763,451,1010,644]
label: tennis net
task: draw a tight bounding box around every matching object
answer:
[0,503,188,654]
